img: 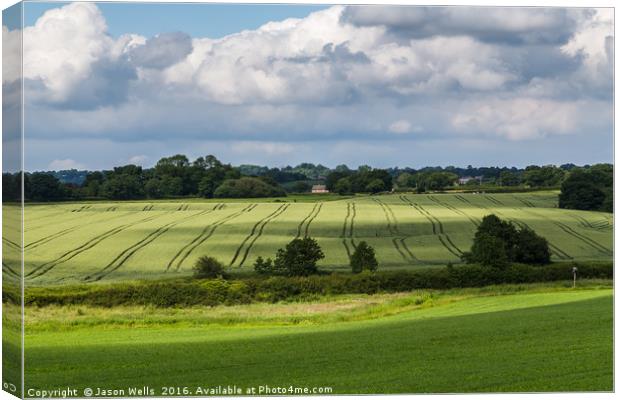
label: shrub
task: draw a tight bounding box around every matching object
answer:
[274,237,325,276]
[193,256,226,279]
[350,241,378,273]
[514,227,551,264]
[253,256,274,275]
[463,233,509,268]
[463,214,550,267]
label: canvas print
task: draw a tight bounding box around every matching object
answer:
[2,1,614,397]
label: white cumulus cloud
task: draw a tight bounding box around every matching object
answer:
[48,159,86,170]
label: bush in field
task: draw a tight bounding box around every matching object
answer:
[350,241,378,273]
[273,237,325,276]
[464,233,509,268]
[514,227,551,264]
[193,256,226,279]
[254,256,276,275]
[462,214,550,267]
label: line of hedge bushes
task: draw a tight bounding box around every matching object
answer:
[6,261,612,308]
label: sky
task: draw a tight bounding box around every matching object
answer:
[1,2,614,171]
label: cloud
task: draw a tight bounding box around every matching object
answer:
[128,155,149,165]
[341,6,577,45]
[48,159,86,170]
[389,120,412,134]
[231,141,296,156]
[127,32,193,69]
[450,97,608,140]
[3,3,613,169]
[19,3,138,109]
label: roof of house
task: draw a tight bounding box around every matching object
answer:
[312,185,327,190]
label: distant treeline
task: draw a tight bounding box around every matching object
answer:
[1,155,612,212]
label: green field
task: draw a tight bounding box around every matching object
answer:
[3,191,613,285]
[15,283,612,393]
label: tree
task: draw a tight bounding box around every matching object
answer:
[462,214,551,267]
[27,173,65,201]
[559,168,610,212]
[350,241,378,273]
[499,170,520,186]
[213,177,286,198]
[395,172,414,189]
[334,178,352,195]
[523,165,565,187]
[463,233,509,268]
[2,173,21,201]
[365,178,386,194]
[100,174,144,200]
[291,181,311,193]
[193,256,226,279]
[273,237,325,276]
[514,227,551,264]
[253,256,275,274]
[83,171,104,197]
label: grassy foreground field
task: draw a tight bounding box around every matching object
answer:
[3,191,613,285]
[17,282,612,394]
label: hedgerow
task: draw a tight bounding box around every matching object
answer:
[9,261,611,308]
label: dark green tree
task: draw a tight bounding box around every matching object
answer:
[27,173,65,201]
[462,214,551,267]
[334,178,352,195]
[213,177,286,198]
[273,237,325,276]
[253,256,274,274]
[514,227,551,264]
[365,178,386,194]
[464,233,509,268]
[350,241,378,273]
[193,256,226,279]
[499,170,520,186]
[559,168,611,212]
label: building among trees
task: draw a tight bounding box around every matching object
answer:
[311,185,329,193]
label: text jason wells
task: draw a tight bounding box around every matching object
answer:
[93,387,155,396]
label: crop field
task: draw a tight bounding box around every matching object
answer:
[2,191,613,285]
[15,284,613,393]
